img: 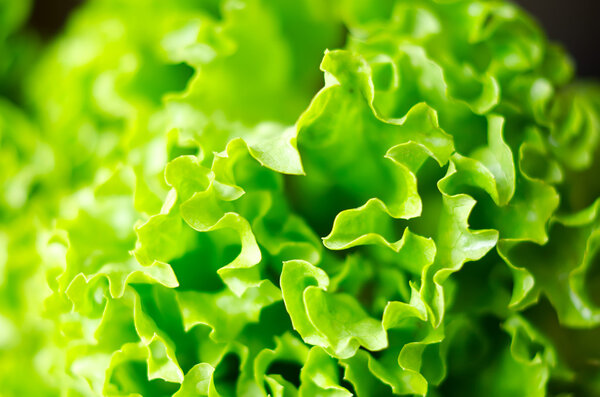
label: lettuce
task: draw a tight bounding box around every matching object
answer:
[1,0,600,395]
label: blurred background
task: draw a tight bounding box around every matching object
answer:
[514,0,600,78]
[27,0,600,78]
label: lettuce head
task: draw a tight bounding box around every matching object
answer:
[1,0,600,396]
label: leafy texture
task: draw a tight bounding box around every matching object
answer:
[1,0,600,396]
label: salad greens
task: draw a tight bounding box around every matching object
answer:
[1,0,600,396]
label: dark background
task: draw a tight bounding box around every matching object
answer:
[27,0,600,78]
[515,0,600,78]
